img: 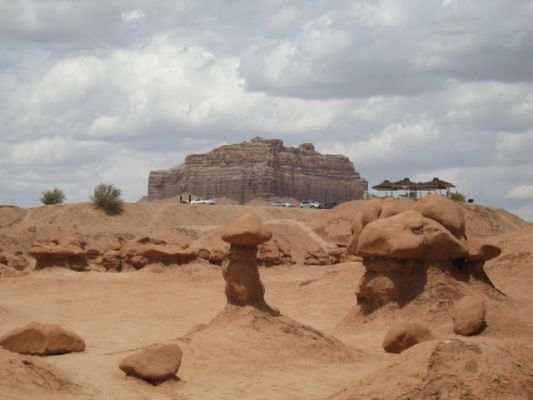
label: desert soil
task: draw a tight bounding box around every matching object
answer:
[0,201,531,400]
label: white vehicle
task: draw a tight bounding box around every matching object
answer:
[299,200,320,208]
[191,198,216,205]
[271,201,294,208]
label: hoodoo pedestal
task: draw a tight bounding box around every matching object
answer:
[221,213,274,310]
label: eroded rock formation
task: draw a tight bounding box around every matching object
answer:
[148,137,368,204]
[347,195,502,315]
[220,214,273,309]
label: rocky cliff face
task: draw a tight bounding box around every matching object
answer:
[148,137,368,204]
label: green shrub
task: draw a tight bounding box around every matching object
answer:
[40,188,65,205]
[91,183,124,215]
[451,192,466,203]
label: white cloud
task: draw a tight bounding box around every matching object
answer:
[507,185,533,200]
[320,114,439,165]
[121,9,145,23]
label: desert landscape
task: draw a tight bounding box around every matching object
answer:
[1,196,532,400]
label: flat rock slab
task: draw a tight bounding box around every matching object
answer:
[119,343,182,383]
[0,322,86,355]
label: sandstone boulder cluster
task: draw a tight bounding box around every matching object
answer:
[345,195,498,353]
[28,229,300,272]
[348,195,500,308]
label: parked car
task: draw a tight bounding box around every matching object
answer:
[322,202,338,209]
[299,200,321,208]
[271,201,295,207]
[191,198,216,205]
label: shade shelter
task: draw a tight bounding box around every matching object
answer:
[371,177,456,199]
[418,177,455,195]
[391,178,419,199]
[372,180,397,197]
[419,177,455,190]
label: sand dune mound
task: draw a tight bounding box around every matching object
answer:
[0,202,318,237]
[0,349,88,400]
[326,338,533,400]
[181,305,361,364]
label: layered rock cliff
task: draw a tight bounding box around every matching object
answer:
[147,137,368,204]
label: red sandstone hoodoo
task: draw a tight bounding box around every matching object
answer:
[220,213,274,309]
[346,195,499,345]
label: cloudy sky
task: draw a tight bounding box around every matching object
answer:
[1,0,532,219]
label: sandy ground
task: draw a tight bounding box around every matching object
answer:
[0,262,381,400]
[0,201,532,399]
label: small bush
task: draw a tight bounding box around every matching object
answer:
[91,183,124,215]
[451,192,466,203]
[40,188,65,205]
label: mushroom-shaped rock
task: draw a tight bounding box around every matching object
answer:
[452,296,486,336]
[468,238,502,261]
[383,322,435,353]
[119,343,182,383]
[221,214,272,247]
[356,210,425,259]
[0,322,85,355]
[414,194,466,239]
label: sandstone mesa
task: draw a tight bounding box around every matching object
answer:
[148,137,368,204]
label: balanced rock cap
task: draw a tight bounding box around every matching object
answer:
[221,214,273,246]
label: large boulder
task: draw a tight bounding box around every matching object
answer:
[382,322,435,353]
[0,322,86,355]
[422,218,468,260]
[119,343,182,383]
[452,296,486,336]
[357,210,425,259]
[379,199,414,219]
[221,214,272,247]
[414,194,466,239]
[347,200,383,254]
[354,211,468,261]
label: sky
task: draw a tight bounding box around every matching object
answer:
[1,0,532,220]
